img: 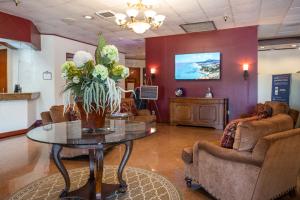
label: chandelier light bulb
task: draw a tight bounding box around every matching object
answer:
[117,0,165,34]
[131,22,151,34]
[154,14,166,22]
[144,10,156,19]
[126,8,139,18]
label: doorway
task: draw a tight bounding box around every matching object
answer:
[125,67,140,98]
[0,49,7,93]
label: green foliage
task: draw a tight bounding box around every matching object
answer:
[95,34,106,65]
[62,34,133,114]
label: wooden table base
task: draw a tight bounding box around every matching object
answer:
[64,179,120,200]
[52,141,133,200]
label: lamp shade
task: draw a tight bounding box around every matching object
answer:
[243,64,249,71]
[144,10,156,18]
[154,14,166,22]
[126,8,139,18]
[131,22,151,34]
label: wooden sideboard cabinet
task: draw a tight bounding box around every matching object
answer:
[169,97,228,130]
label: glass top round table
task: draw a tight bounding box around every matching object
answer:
[27,119,156,200]
[27,119,156,146]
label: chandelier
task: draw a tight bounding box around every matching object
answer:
[115,0,166,34]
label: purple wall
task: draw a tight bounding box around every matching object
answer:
[145,26,258,122]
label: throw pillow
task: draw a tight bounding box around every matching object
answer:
[220,120,239,148]
[257,104,273,119]
[220,116,260,149]
[220,105,273,149]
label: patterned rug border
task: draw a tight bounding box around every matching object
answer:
[9,165,183,200]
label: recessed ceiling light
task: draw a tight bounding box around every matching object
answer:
[61,17,76,25]
[291,44,297,48]
[84,15,93,20]
[260,46,265,49]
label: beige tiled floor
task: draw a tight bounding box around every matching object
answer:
[0,124,299,200]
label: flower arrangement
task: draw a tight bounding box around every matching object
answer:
[62,35,130,114]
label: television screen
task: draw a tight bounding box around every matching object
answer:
[175,52,221,80]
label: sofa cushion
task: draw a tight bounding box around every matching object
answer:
[233,114,293,151]
[182,147,193,164]
[265,101,289,116]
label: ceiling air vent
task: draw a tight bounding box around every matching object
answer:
[180,21,216,33]
[95,10,115,18]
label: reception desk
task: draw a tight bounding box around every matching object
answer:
[0,92,40,137]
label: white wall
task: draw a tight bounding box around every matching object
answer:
[258,49,300,127]
[7,35,125,120]
[258,49,300,74]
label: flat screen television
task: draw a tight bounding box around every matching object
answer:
[175,52,221,80]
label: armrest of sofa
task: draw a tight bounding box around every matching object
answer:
[197,141,263,167]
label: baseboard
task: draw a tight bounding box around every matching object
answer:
[0,120,42,139]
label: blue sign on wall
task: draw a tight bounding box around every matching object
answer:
[271,74,291,105]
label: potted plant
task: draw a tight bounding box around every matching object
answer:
[61,35,130,129]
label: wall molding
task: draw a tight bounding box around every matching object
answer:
[0,120,42,140]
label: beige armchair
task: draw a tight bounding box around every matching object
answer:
[182,114,300,200]
[40,105,90,158]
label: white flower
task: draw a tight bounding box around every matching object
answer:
[72,76,80,84]
[121,67,129,78]
[101,45,119,63]
[61,72,68,80]
[93,64,108,80]
[73,51,93,68]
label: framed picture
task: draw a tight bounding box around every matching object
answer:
[66,53,74,61]
[43,71,52,80]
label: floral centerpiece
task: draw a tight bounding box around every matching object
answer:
[61,35,130,129]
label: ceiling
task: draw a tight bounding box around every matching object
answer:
[1,0,300,59]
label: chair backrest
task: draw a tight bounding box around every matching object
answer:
[251,128,300,200]
[40,111,52,125]
[49,105,69,123]
[233,114,294,151]
[265,101,299,127]
[40,105,79,125]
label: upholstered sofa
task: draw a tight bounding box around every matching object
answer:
[241,101,299,127]
[182,104,300,200]
[120,98,156,123]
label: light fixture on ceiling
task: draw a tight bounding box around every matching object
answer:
[291,44,297,48]
[115,0,166,34]
[83,15,93,20]
[260,46,265,49]
[13,0,20,6]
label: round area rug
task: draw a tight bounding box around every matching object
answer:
[9,165,182,200]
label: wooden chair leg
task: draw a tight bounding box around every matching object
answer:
[185,177,192,188]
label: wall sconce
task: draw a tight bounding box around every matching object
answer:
[150,68,156,79]
[243,64,249,80]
